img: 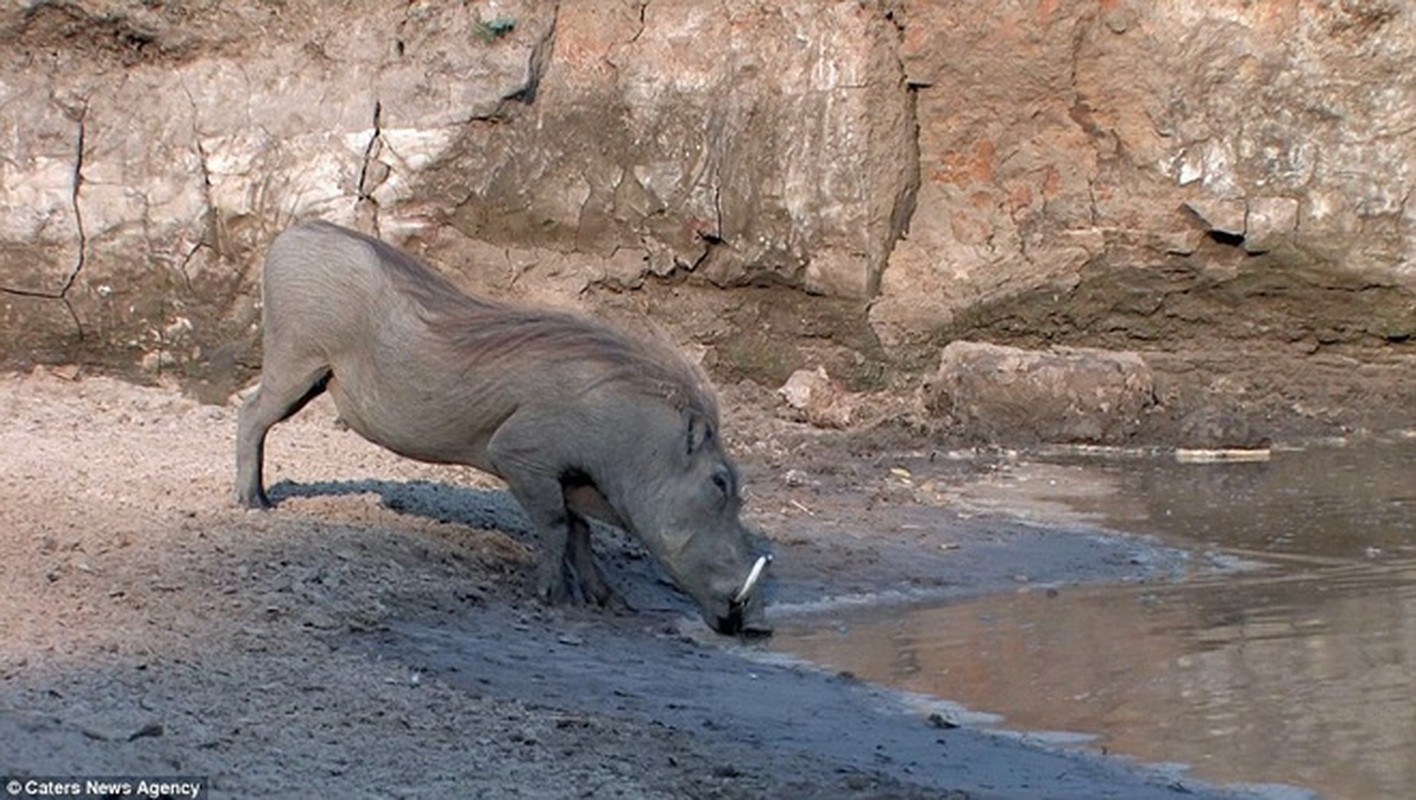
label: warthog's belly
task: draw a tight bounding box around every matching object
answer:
[325,371,500,472]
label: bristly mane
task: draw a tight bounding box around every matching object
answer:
[349,226,719,418]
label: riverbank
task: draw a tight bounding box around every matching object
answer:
[1,369,1274,798]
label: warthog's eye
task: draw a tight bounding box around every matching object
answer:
[710,468,735,500]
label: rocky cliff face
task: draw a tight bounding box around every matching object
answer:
[2,0,1411,437]
[874,0,1414,352]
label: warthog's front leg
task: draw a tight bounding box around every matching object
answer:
[502,480,576,604]
[510,503,623,607]
[488,412,610,606]
[565,514,627,609]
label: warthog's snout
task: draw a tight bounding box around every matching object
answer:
[711,554,774,637]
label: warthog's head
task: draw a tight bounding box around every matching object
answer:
[625,407,773,637]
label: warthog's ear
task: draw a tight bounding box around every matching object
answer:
[684,408,716,457]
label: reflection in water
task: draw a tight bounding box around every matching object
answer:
[773,442,1416,800]
[1066,440,1414,562]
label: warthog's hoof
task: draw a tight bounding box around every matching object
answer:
[536,562,628,611]
[237,490,273,510]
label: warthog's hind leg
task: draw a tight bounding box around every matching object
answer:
[235,365,331,509]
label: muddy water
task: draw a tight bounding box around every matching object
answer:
[772,440,1415,800]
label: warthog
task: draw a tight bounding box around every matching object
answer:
[235,221,771,635]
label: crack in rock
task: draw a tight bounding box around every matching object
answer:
[499,2,559,109]
[2,101,88,339]
[355,100,385,236]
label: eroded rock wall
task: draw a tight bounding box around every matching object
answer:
[871,0,1415,350]
[1,0,1412,418]
[1,0,561,395]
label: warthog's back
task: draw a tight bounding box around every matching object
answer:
[260,220,479,360]
[256,221,717,464]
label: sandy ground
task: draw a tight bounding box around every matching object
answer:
[1,369,1271,799]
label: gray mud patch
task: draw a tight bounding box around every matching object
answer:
[357,601,1216,800]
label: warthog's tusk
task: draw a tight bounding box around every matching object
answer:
[733,554,772,604]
